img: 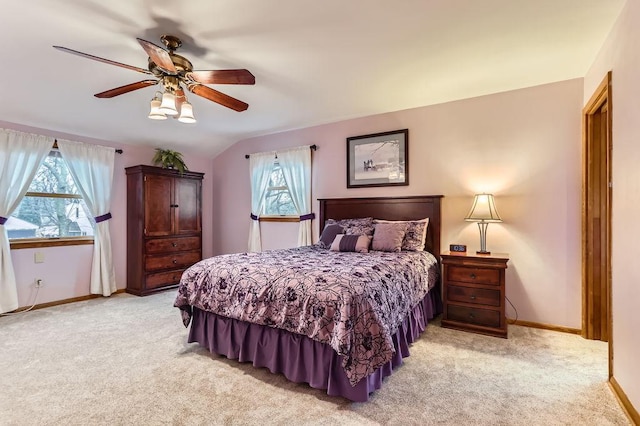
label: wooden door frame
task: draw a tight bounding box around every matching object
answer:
[581,71,612,378]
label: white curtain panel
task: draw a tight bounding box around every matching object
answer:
[57,139,116,296]
[0,129,53,313]
[248,151,275,252]
[278,146,312,246]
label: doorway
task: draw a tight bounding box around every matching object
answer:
[582,72,612,376]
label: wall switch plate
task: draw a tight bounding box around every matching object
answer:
[34,252,45,263]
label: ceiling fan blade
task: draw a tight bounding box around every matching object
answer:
[136,38,177,74]
[187,84,249,112]
[94,80,158,98]
[53,46,152,75]
[187,69,255,85]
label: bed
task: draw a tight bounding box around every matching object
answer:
[174,195,443,401]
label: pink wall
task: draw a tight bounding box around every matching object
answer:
[584,0,640,414]
[1,121,214,308]
[212,78,584,329]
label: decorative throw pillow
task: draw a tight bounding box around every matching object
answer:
[373,218,429,251]
[326,217,375,236]
[330,234,372,253]
[371,222,408,252]
[318,224,344,248]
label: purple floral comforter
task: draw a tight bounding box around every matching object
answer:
[174,245,438,385]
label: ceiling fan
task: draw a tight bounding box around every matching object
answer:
[53,35,255,116]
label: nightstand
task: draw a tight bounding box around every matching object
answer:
[440,251,509,338]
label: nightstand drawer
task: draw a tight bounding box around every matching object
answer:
[446,304,501,328]
[447,265,500,286]
[447,285,501,307]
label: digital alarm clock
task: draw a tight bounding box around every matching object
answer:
[449,244,467,253]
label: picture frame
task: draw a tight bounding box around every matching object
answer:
[346,129,409,188]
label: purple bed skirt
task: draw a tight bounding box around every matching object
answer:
[188,288,442,402]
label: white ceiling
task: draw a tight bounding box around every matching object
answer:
[0,0,625,157]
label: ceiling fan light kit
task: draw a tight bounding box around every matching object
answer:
[53,34,255,123]
[148,93,167,120]
[158,91,179,116]
[177,101,196,124]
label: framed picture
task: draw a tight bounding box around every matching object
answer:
[346,129,409,188]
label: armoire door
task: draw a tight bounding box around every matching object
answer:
[175,177,201,234]
[144,173,174,236]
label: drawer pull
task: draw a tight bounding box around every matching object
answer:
[469,313,475,319]
[172,259,178,264]
[470,295,476,300]
[172,242,178,247]
[470,273,476,279]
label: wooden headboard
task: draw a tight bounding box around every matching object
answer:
[318,195,443,261]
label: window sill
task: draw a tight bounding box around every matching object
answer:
[259,216,300,223]
[10,238,94,250]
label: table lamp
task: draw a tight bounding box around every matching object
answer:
[465,193,502,254]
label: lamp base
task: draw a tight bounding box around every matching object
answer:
[475,222,491,255]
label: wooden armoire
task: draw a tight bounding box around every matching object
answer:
[125,165,204,296]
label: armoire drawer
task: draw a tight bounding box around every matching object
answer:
[145,236,201,253]
[145,269,187,290]
[145,250,201,271]
[446,285,501,307]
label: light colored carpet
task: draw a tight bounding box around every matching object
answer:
[0,291,630,425]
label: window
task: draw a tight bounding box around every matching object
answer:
[262,162,296,216]
[8,150,94,245]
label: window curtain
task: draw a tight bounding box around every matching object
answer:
[57,139,116,296]
[248,151,275,252]
[278,146,313,246]
[0,129,53,313]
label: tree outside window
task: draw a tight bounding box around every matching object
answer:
[262,163,296,216]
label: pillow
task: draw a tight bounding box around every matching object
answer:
[330,234,372,253]
[326,217,375,236]
[374,218,429,251]
[318,224,344,248]
[371,222,408,252]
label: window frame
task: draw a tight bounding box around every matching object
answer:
[8,150,95,249]
[10,237,94,250]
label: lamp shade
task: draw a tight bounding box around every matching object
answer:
[148,96,167,120]
[465,193,502,223]
[159,91,179,116]
[177,101,196,123]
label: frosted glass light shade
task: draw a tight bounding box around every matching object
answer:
[159,92,178,116]
[148,98,167,120]
[178,101,196,123]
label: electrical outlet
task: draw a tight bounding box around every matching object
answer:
[35,279,43,287]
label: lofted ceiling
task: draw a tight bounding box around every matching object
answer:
[0,0,625,157]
